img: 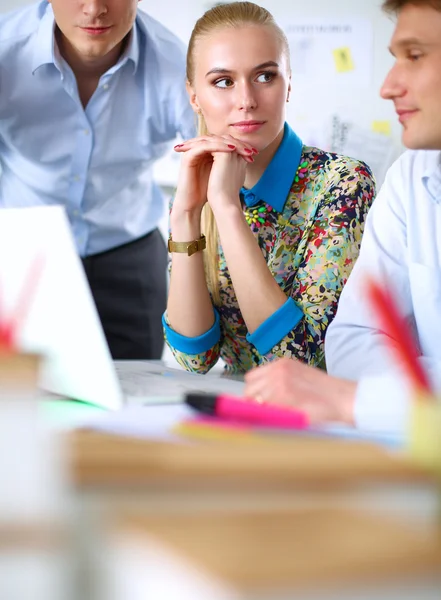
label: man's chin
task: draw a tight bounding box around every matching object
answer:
[402,133,441,151]
[77,43,113,60]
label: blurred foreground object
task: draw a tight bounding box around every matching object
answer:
[104,508,441,600]
[68,428,441,599]
[410,398,441,477]
[0,352,74,600]
[366,278,441,497]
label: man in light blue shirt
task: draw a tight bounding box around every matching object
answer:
[0,0,195,359]
[243,0,441,434]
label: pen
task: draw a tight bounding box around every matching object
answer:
[366,276,432,397]
[185,392,309,429]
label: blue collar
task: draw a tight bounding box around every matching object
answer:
[32,4,139,75]
[241,123,303,213]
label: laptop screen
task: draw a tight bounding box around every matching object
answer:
[0,206,123,410]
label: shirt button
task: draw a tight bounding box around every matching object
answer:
[103,83,109,90]
[72,209,80,217]
[73,175,81,182]
[84,129,90,135]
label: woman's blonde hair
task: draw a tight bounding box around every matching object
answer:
[186,2,290,305]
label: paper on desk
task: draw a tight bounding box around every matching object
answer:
[306,423,404,449]
[83,404,196,442]
[115,360,245,405]
[81,402,404,449]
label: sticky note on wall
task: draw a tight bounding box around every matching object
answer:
[333,47,355,73]
[372,120,392,136]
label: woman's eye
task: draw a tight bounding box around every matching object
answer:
[256,71,276,83]
[214,78,234,88]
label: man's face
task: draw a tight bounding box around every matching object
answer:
[49,0,139,64]
[380,3,441,149]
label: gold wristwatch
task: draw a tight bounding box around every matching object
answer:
[167,234,206,256]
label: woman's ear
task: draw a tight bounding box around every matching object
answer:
[186,81,201,114]
[286,80,291,103]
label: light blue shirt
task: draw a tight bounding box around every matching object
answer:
[325,149,441,434]
[0,1,195,256]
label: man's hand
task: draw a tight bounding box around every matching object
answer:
[244,358,357,426]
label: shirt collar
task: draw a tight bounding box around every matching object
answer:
[32,5,140,75]
[422,151,441,205]
[32,4,56,73]
[240,123,303,213]
[113,19,140,75]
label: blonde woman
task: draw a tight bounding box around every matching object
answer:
[163,1,375,374]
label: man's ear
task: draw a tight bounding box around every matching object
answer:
[287,78,291,103]
[186,81,201,114]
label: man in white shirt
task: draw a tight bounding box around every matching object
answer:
[244,0,441,433]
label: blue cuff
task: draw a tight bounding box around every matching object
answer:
[246,298,303,355]
[162,309,221,355]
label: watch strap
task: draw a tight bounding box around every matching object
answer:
[168,234,206,256]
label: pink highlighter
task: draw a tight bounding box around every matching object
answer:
[185,392,309,429]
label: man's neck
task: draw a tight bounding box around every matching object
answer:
[55,28,129,80]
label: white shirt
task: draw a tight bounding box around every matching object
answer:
[325,149,441,433]
[0,1,195,256]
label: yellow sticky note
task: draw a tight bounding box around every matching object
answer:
[333,47,355,73]
[372,120,392,136]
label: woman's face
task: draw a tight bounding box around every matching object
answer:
[188,25,291,152]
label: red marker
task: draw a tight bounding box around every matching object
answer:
[366,277,432,397]
[185,392,309,429]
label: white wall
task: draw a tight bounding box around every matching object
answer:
[0,0,29,9]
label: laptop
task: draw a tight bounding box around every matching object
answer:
[0,206,124,409]
[0,206,244,410]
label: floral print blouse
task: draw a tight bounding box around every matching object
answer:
[163,123,376,374]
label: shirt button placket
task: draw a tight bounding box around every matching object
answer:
[68,120,93,256]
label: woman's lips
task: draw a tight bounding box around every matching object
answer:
[231,121,265,133]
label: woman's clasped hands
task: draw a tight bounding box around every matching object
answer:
[173,134,258,214]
